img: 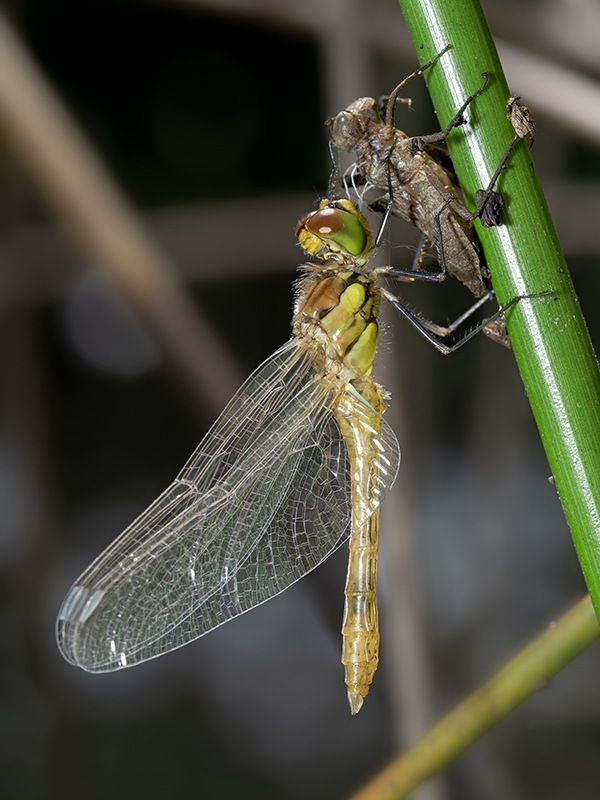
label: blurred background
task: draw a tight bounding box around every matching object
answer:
[1,1,599,798]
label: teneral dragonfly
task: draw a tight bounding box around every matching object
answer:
[57,198,401,714]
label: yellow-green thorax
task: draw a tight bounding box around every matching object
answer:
[294,270,379,378]
[293,199,379,382]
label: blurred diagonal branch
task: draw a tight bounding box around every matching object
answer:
[0,10,243,418]
[352,595,600,800]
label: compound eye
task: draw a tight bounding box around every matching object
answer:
[306,206,369,258]
[295,199,372,262]
[305,206,344,238]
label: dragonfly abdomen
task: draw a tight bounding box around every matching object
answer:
[334,385,386,713]
[341,526,380,714]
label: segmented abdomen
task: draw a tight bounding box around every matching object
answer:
[335,388,385,713]
[294,263,388,713]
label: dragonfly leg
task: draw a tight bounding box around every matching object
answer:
[408,232,447,280]
[375,242,448,284]
[380,287,551,355]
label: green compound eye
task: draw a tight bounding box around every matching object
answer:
[296,199,373,262]
[309,208,368,255]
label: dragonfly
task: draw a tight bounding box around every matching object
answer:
[57,197,519,713]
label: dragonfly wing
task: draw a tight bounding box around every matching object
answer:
[57,340,355,672]
[380,417,401,497]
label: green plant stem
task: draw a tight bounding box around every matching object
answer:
[397,0,600,615]
[351,595,600,800]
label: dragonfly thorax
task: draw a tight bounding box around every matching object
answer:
[294,268,380,382]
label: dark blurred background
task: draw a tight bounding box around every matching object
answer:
[1,1,599,799]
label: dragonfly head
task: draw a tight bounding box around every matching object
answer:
[296,199,373,267]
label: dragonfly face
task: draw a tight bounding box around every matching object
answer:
[295,198,373,267]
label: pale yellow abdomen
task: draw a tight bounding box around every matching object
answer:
[294,267,386,712]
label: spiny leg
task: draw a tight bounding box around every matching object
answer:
[374,239,449,284]
[380,287,551,355]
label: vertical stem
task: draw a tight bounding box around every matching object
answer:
[397,0,600,616]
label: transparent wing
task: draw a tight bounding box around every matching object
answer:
[56,339,400,672]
